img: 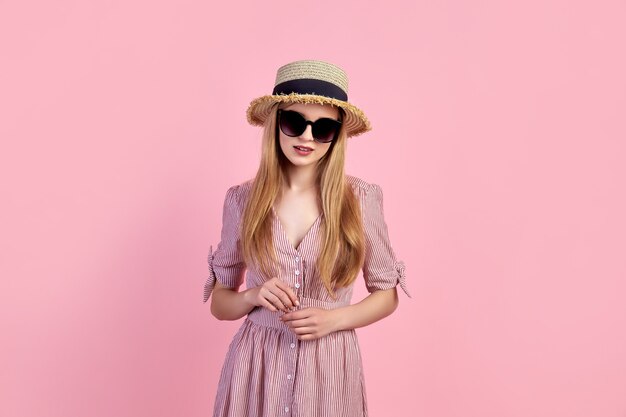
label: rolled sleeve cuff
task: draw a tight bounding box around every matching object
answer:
[203,245,246,303]
[395,260,411,298]
[203,246,217,303]
[365,260,411,298]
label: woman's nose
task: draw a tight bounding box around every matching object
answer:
[299,124,315,140]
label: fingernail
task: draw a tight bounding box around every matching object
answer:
[295,300,300,306]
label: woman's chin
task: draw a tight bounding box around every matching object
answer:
[285,155,319,167]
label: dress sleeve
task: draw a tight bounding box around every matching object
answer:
[203,185,246,303]
[361,184,411,297]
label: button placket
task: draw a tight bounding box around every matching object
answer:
[282,334,298,416]
[294,253,303,300]
[284,251,300,417]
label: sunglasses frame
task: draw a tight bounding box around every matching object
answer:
[277,109,343,143]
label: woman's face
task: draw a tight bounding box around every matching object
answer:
[277,103,340,169]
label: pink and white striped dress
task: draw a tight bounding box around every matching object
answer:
[203,175,410,417]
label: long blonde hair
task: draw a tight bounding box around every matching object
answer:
[241,104,365,297]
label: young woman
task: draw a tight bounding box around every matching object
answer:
[203,60,410,417]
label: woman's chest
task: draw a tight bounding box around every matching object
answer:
[273,191,321,250]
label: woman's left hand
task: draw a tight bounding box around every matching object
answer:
[280,308,340,340]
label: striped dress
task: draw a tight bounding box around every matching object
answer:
[203,175,410,417]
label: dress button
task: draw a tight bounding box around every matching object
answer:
[295,283,301,289]
[295,270,300,275]
[290,343,296,348]
[284,406,290,412]
[295,256,300,262]
[287,374,292,380]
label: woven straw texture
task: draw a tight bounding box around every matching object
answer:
[274,60,349,93]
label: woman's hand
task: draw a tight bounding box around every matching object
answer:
[243,277,299,313]
[280,308,340,340]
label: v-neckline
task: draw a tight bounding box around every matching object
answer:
[271,206,322,252]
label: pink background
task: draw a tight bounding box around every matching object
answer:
[1,1,625,416]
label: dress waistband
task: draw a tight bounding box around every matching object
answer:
[246,296,350,330]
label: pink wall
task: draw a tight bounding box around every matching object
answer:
[1,1,625,416]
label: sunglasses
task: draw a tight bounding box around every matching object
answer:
[277,109,342,143]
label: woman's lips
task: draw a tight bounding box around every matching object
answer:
[293,145,313,155]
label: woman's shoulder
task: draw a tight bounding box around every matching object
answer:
[223,179,254,208]
[226,178,254,193]
[345,174,382,197]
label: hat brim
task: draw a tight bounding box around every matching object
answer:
[246,93,372,138]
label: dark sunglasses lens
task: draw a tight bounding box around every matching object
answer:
[313,119,340,143]
[279,111,306,137]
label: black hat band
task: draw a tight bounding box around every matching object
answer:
[272,78,348,102]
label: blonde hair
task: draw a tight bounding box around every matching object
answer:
[241,104,365,297]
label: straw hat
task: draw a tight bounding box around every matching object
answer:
[246,60,372,137]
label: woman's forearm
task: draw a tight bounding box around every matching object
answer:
[210,282,256,321]
[333,287,399,331]
[211,277,301,320]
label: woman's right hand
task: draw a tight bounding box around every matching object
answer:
[244,277,300,313]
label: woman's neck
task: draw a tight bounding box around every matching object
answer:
[283,164,317,191]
